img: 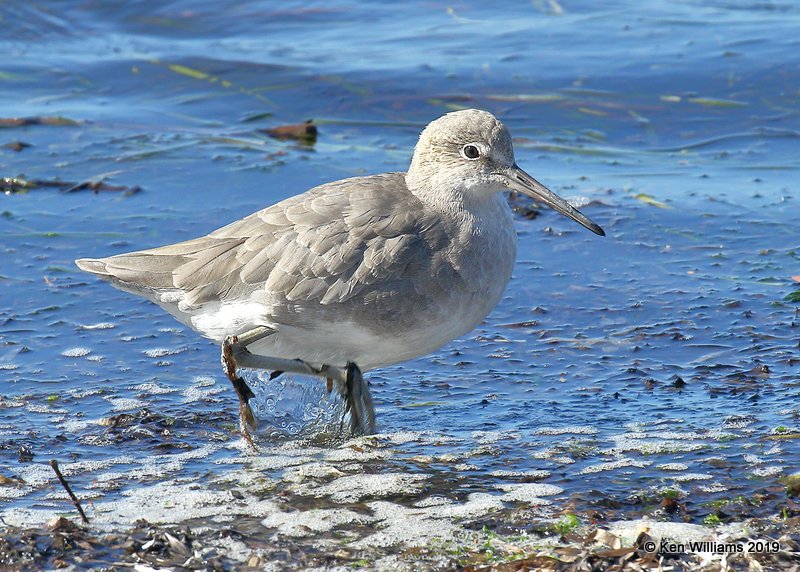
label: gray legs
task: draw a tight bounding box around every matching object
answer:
[342,361,375,437]
[220,326,376,445]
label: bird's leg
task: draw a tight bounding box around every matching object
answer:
[344,362,376,434]
[222,329,376,435]
[221,326,275,446]
[221,350,258,449]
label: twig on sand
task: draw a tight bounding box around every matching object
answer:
[49,459,89,524]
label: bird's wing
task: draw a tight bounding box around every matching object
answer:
[77,173,440,309]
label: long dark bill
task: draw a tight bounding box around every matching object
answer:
[505,164,605,236]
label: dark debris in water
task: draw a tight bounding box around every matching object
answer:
[506,190,543,220]
[0,516,377,571]
[1,141,31,152]
[1,176,142,195]
[0,116,80,128]
[0,515,797,571]
[258,120,318,143]
[0,518,232,571]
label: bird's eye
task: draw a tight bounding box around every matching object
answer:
[461,144,480,160]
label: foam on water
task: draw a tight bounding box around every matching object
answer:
[61,347,91,357]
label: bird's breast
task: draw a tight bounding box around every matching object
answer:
[451,197,517,312]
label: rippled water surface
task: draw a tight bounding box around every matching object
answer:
[1,0,799,568]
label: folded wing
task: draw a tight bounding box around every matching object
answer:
[76,173,438,311]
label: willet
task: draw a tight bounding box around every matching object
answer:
[76,109,604,444]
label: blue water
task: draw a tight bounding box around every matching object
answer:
[1,0,799,563]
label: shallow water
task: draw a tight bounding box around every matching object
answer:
[1,0,799,567]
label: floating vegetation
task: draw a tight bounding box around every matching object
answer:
[426,98,470,111]
[687,97,749,108]
[784,290,800,303]
[553,513,581,535]
[0,116,80,127]
[1,176,141,195]
[486,93,565,103]
[578,107,607,117]
[239,111,274,123]
[1,141,31,151]
[148,59,275,104]
[258,120,318,143]
[631,192,671,209]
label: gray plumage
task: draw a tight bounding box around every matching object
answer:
[80,174,434,305]
[77,109,602,372]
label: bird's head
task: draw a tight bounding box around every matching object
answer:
[407,109,604,236]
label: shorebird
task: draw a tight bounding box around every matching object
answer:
[76,109,604,444]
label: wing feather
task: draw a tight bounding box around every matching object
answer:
[77,173,444,312]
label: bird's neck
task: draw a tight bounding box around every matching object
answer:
[406,172,507,219]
